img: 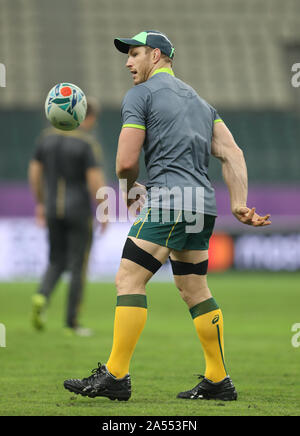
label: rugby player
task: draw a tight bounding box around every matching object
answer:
[29,98,107,336]
[64,31,271,400]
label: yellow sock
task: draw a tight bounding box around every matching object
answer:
[190,298,227,383]
[106,294,147,379]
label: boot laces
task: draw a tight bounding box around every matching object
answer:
[194,374,205,380]
[83,362,105,382]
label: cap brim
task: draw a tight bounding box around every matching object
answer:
[114,38,144,54]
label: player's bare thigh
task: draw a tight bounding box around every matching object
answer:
[115,236,171,296]
[170,249,212,308]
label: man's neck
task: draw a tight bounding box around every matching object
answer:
[147,64,174,80]
[151,66,174,77]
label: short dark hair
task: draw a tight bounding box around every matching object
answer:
[86,96,100,117]
[160,51,172,65]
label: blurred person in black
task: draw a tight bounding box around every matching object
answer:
[29,97,107,336]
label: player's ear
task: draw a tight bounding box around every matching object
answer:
[152,48,161,64]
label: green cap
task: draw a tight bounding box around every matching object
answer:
[114,30,175,59]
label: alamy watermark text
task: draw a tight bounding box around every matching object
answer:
[0,323,6,347]
[291,63,300,88]
[0,63,6,88]
[291,323,300,348]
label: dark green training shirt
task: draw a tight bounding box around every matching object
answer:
[33,127,102,219]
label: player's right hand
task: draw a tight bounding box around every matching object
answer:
[123,182,146,216]
[232,206,271,227]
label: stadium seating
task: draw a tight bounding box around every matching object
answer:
[0,0,299,108]
[0,0,299,183]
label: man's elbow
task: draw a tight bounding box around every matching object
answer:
[233,146,244,159]
[116,160,137,178]
[28,160,43,183]
[222,144,244,164]
[235,146,245,161]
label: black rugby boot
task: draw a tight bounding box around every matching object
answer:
[177,375,237,401]
[64,362,131,401]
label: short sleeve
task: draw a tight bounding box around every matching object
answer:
[208,104,223,125]
[121,85,150,131]
[84,141,102,170]
[213,109,223,124]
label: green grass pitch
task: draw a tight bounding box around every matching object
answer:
[0,272,299,416]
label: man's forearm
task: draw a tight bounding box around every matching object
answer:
[221,148,248,212]
[29,181,44,203]
[115,127,144,192]
[117,165,139,193]
[33,185,44,204]
[86,168,106,205]
[28,161,44,204]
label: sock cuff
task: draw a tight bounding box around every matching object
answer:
[116,294,147,309]
[189,297,219,319]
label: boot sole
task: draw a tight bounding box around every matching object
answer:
[177,391,238,401]
[64,382,130,401]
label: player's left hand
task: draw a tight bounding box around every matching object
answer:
[233,206,271,226]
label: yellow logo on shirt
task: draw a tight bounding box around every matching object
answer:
[133,218,142,226]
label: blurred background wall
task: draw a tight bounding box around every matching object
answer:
[0,0,299,280]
